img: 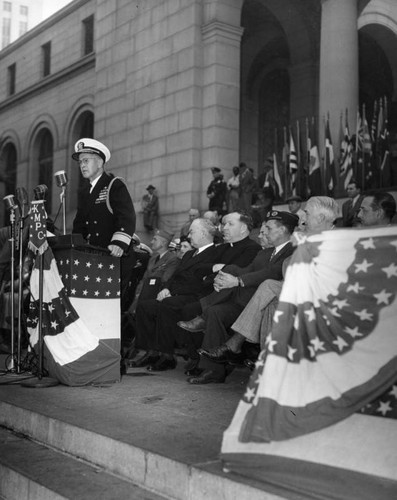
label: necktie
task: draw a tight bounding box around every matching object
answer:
[154,255,160,263]
[270,248,276,261]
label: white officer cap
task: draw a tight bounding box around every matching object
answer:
[72,138,111,163]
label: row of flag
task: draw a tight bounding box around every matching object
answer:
[264,96,392,200]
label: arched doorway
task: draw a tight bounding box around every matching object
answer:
[239,0,318,198]
[358,23,397,189]
[30,128,54,214]
[69,110,94,212]
[0,142,17,225]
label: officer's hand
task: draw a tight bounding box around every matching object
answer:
[157,288,171,302]
[108,244,124,258]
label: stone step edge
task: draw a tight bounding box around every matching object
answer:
[0,401,281,500]
[0,426,169,500]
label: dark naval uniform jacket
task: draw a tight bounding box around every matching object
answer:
[73,172,136,252]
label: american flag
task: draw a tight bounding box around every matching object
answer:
[55,250,120,300]
[27,214,121,385]
[234,226,397,442]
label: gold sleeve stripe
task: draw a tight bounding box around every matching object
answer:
[111,232,132,245]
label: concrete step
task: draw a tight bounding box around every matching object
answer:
[0,426,168,500]
[0,364,284,500]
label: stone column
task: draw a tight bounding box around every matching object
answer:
[200,20,243,207]
[319,0,359,142]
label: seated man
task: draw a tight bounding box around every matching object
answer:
[203,210,223,243]
[357,190,396,227]
[183,210,299,384]
[180,208,200,238]
[133,218,219,370]
[135,229,179,303]
[179,214,266,374]
[206,196,340,367]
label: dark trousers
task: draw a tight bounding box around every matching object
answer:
[198,287,256,377]
[200,301,245,377]
[135,294,196,355]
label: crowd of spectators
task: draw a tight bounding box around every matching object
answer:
[124,178,396,386]
[0,168,396,391]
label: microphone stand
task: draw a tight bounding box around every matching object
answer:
[7,207,16,373]
[60,186,66,235]
[16,212,26,373]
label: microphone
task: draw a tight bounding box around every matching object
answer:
[3,194,18,211]
[54,170,68,188]
[16,187,29,218]
[34,184,48,201]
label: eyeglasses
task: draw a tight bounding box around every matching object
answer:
[78,157,97,166]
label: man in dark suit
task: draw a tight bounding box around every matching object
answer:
[141,184,159,231]
[177,211,262,374]
[184,211,299,384]
[133,218,219,370]
[72,138,136,308]
[207,167,227,215]
[341,180,364,227]
[135,229,179,303]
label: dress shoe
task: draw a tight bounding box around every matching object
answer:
[147,356,177,372]
[183,358,203,376]
[129,353,159,368]
[244,358,256,371]
[198,344,244,364]
[187,370,225,384]
[185,366,204,377]
[177,316,206,333]
[184,357,199,373]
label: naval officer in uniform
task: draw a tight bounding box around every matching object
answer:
[72,138,136,309]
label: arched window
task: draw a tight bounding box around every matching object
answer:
[69,110,94,199]
[0,142,17,226]
[37,130,53,212]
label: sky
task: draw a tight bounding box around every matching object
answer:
[42,0,74,19]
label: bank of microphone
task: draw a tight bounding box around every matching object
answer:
[54,170,68,188]
[34,184,48,201]
[3,194,18,211]
[16,187,29,218]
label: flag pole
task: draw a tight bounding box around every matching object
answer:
[322,114,327,195]
[305,117,309,199]
[296,119,301,197]
[274,127,278,200]
[283,126,288,201]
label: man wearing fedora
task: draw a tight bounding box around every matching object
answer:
[142,184,159,231]
[72,138,136,309]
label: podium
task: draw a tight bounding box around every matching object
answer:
[41,235,121,386]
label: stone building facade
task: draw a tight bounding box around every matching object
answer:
[0,0,396,232]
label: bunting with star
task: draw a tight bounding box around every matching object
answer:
[222,225,397,435]
[27,234,121,386]
[221,226,397,496]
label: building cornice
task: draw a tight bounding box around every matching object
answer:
[201,21,244,44]
[0,0,92,60]
[0,53,95,113]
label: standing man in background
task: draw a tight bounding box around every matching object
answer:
[226,166,240,212]
[287,195,306,230]
[341,180,364,227]
[238,162,256,212]
[141,184,159,232]
[72,138,136,308]
[207,167,227,216]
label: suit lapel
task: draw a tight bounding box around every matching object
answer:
[272,242,292,263]
[179,245,214,271]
